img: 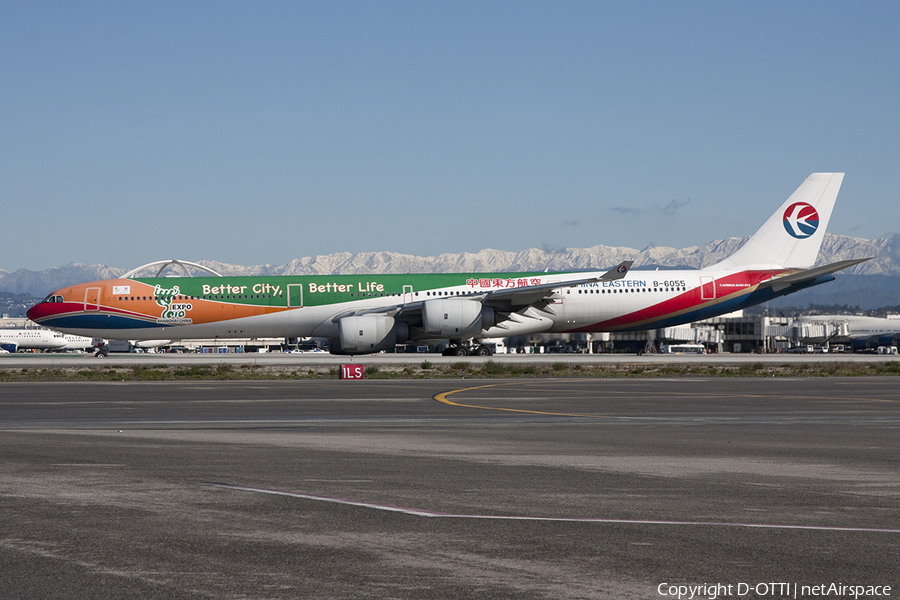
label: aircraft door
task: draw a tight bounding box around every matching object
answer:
[288,284,304,308]
[700,277,716,300]
[403,285,414,303]
[85,287,101,311]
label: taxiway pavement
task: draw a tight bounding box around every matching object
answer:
[1,378,898,599]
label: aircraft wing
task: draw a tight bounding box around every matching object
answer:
[482,261,633,307]
[334,261,634,322]
[758,258,872,293]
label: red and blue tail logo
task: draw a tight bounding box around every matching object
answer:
[782,202,819,239]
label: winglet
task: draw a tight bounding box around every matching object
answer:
[598,261,633,282]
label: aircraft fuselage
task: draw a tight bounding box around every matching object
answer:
[27,267,797,342]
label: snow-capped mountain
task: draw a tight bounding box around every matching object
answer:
[2,234,899,306]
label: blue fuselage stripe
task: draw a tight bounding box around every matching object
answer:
[37,314,166,330]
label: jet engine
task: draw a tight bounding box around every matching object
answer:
[332,315,409,354]
[422,298,495,338]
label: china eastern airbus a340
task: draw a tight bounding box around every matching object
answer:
[28,173,869,356]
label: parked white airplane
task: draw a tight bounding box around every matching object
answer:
[28,173,870,356]
[793,315,900,350]
[0,328,67,352]
[62,334,96,351]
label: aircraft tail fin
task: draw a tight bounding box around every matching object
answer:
[707,173,844,271]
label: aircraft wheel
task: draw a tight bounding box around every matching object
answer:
[453,346,469,356]
[476,345,492,356]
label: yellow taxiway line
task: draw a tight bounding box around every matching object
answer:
[434,382,602,417]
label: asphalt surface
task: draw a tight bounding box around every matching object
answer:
[1,378,898,599]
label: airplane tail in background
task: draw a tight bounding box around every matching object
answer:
[708,173,844,271]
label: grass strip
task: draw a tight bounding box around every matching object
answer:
[2,360,899,382]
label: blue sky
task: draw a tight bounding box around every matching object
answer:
[2,1,898,271]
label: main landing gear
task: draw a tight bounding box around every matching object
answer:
[441,342,493,357]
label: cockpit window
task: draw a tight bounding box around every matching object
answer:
[41,295,64,303]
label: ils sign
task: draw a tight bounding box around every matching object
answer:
[340,364,365,380]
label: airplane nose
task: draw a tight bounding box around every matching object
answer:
[26,295,53,323]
